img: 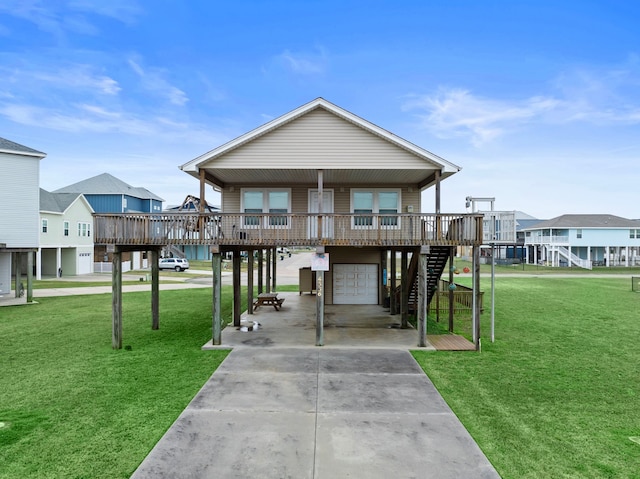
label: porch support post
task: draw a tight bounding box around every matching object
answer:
[36,248,42,280]
[434,169,441,214]
[257,249,264,294]
[56,247,62,277]
[317,169,324,241]
[233,250,241,327]
[265,249,271,293]
[26,251,33,303]
[400,250,408,328]
[449,247,455,333]
[151,248,159,330]
[272,247,277,292]
[473,245,481,350]
[390,249,397,315]
[112,248,122,349]
[212,247,222,345]
[199,169,206,213]
[14,253,22,298]
[247,249,254,315]
[381,249,388,308]
[316,246,325,346]
[417,246,428,347]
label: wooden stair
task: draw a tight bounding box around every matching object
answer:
[401,246,451,313]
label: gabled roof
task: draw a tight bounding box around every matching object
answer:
[180,97,461,189]
[522,214,638,230]
[54,173,164,202]
[40,189,94,214]
[0,137,46,158]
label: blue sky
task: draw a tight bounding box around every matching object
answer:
[1,0,638,218]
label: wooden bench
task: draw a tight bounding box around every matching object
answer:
[253,293,285,311]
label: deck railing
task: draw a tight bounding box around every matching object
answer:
[93,212,483,247]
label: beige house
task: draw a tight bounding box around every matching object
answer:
[38,189,95,278]
[95,98,484,348]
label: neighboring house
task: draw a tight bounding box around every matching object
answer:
[38,189,95,279]
[522,214,640,268]
[95,98,485,349]
[55,173,164,271]
[54,172,163,213]
[0,137,46,298]
[163,195,221,260]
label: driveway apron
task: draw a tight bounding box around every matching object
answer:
[131,348,500,478]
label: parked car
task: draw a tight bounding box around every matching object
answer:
[159,258,190,271]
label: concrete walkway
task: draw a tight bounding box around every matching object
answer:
[132,292,500,478]
[131,348,500,479]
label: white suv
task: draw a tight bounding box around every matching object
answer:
[159,258,190,271]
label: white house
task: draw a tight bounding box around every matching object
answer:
[0,137,46,298]
[523,214,640,268]
[38,189,95,278]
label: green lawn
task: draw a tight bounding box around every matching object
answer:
[413,277,640,479]
[3,277,639,478]
[0,288,232,479]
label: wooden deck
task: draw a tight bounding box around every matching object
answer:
[427,334,476,351]
[92,212,484,248]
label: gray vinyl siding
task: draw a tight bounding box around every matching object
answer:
[0,152,40,248]
[205,109,435,170]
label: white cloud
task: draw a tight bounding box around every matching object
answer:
[403,88,558,146]
[37,66,121,95]
[278,47,328,75]
[67,0,143,25]
[128,58,189,106]
[405,60,640,147]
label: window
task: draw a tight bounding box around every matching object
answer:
[268,191,289,226]
[78,222,91,237]
[63,221,69,236]
[632,229,640,239]
[576,229,582,239]
[353,191,374,226]
[241,189,291,228]
[379,191,399,226]
[243,190,263,227]
[42,219,48,233]
[351,189,401,228]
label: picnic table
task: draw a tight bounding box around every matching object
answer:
[253,292,285,311]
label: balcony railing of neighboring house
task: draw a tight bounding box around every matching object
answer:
[93,212,484,247]
[524,235,570,245]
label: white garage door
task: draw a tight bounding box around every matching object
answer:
[78,252,93,275]
[333,264,378,305]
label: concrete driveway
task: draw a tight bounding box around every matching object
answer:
[131,348,500,479]
[127,275,500,477]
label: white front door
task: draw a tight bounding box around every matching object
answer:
[308,189,334,239]
[333,264,378,305]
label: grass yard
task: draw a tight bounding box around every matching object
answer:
[0,288,233,479]
[413,277,640,479]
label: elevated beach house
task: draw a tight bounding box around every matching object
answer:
[0,137,46,302]
[94,98,484,349]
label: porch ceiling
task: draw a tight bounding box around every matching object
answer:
[200,167,447,189]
